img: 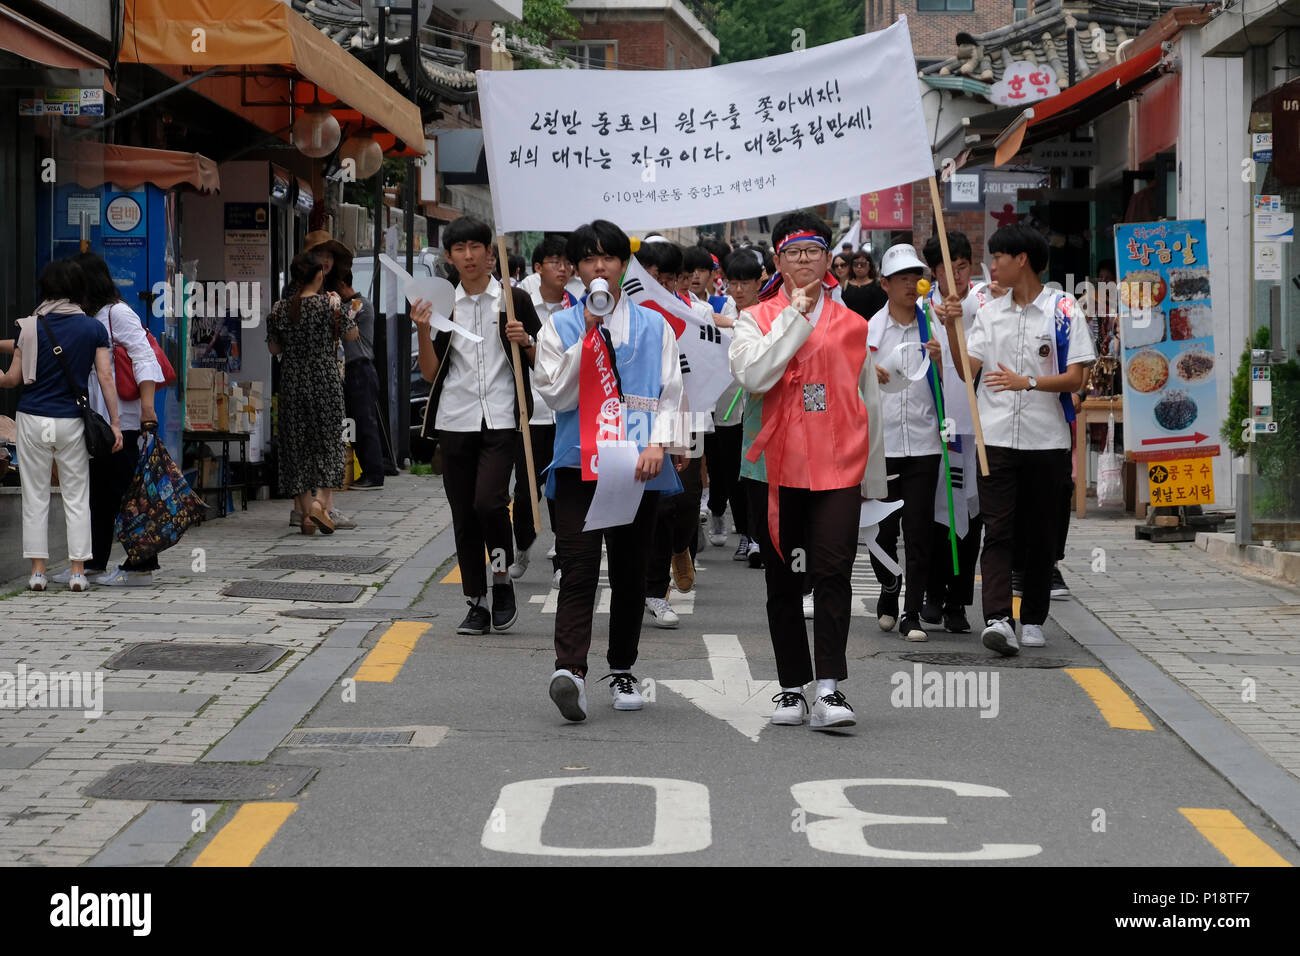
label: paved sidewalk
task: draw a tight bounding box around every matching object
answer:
[1059,508,1300,782]
[0,475,451,865]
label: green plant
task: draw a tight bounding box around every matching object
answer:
[1224,327,1300,517]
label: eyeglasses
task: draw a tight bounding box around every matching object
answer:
[781,245,826,262]
[541,257,569,269]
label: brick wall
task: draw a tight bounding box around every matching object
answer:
[905,176,988,271]
[572,12,714,70]
[867,1,1022,61]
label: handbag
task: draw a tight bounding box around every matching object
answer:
[116,425,206,562]
[36,314,116,459]
[1096,411,1123,508]
[109,304,177,402]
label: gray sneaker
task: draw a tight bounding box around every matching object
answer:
[329,509,356,530]
[94,567,154,587]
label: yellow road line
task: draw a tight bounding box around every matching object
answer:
[1180,808,1293,867]
[1064,667,1155,731]
[353,621,430,682]
[441,564,462,584]
[1012,595,1021,620]
[193,803,297,867]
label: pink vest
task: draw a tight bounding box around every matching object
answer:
[744,291,870,556]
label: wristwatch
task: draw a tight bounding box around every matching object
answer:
[1026,376,1038,391]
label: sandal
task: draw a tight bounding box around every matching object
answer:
[301,517,317,535]
[309,500,335,534]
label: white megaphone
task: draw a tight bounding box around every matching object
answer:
[587,277,616,316]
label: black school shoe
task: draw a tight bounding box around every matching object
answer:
[920,598,943,626]
[457,602,491,635]
[943,607,971,633]
[492,581,518,631]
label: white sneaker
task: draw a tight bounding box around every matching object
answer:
[1020,623,1046,647]
[28,573,47,592]
[67,573,90,593]
[606,672,644,711]
[803,591,814,620]
[546,545,557,560]
[509,547,530,579]
[552,568,562,588]
[810,690,856,730]
[549,669,588,722]
[644,597,679,628]
[770,690,808,726]
[94,567,154,587]
[981,618,1020,657]
[708,513,727,547]
[49,568,73,585]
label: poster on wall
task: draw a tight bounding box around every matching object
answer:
[189,313,242,372]
[983,169,1048,248]
[1114,219,1221,489]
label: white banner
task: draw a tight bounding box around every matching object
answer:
[621,256,733,414]
[478,19,934,233]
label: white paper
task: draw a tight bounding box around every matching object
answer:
[583,441,646,531]
[378,254,483,342]
[478,19,934,232]
[877,340,932,393]
[1253,379,1272,407]
[859,498,904,578]
[1254,242,1284,281]
[1254,211,1294,243]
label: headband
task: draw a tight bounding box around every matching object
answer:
[775,230,830,254]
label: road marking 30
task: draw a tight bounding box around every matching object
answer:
[193,802,297,867]
[353,621,430,682]
[1179,808,1293,867]
[1064,667,1154,731]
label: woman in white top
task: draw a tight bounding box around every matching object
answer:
[77,253,165,586]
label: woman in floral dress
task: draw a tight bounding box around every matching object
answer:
[267,249,356,534]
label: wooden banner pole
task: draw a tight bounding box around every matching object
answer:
[497,235,543,532]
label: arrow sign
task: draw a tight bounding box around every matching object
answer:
[1141,432,1209,446]
[661,634,776,743]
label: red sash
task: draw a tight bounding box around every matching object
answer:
[579,323,624,480]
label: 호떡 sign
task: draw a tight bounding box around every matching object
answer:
[477,19,934,232]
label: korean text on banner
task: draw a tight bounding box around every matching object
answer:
[1146,458,1215,507]
[1114,219,1221,477]
[477,18,934,233]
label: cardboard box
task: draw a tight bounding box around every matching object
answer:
[214,392,230,432]
[188,368,217,390]
[185,388,215,430]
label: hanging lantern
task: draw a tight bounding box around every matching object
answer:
[340,130,384,179]
[292,102,341,159]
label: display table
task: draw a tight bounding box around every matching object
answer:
[183,430,252,518]
[1075,397,1124,518]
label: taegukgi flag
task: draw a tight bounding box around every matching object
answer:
[477,18,935,233]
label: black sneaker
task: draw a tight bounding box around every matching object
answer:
[457,601,490,635]
[491,581,518,631]
[920,598,943,626]
[898,613,927,642]
[943,607,971,633]
[1050,565,1070,599]
[1011,570,1024,598]
[352,477,384,490]
[876,576,900,631]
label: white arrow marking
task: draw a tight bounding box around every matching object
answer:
[661,634,776,743]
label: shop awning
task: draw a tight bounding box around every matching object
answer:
[118,0,424,153]
[0,2,115,94]
[56,140,220,192]
[965,44,1165,166]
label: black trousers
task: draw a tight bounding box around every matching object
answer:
[646,455,701,598]
[89,429,158,573]
[748,481,860,687]
[344,360,385,484]
[552,467,659,677]
[512,422,557,556]
[926,514,983,612]
[439,426,517,599]
[703,424,748,536]
[869,455,940,616]
[979,445,1070,626]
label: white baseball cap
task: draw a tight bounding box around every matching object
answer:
[880,243,928,277]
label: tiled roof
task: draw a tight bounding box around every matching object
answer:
[291,0,478,102]
[919,0,1188,90]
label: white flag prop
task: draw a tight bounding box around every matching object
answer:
[621,256,733,412]
[477,18,934,233]
[377,254,482,342]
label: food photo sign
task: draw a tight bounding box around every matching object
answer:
[1114,219,1221,503]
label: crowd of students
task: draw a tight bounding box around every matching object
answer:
[415,213,1095,730]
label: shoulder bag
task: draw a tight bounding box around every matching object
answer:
[36,314,116,459]
[109,304,176,401]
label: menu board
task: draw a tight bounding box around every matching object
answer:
[1114,219,1221,479]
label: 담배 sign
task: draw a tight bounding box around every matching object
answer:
[1146,458,1214,507]
[1114,219,1221,470]
[477,18,933,232]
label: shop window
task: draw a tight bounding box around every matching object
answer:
[917,0,975,11]
[558,42,616,69]
[1014,0,1029,22]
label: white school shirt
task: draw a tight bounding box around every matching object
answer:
[927,283,986,436]
[527,288,571,426]
[965,286,1096,451]
[88,302,164,432]
[435,276,517,432]
[532,289,685,447]
[867,305,941,457]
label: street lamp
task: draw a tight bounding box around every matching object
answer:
[340,129,384,179]
[292,98,341,159]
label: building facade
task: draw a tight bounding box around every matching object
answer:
[562,0,719,71]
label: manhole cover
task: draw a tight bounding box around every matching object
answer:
[283,730,414,747]
[84,763,317,801]
[222,582,365,602]
[252,554,391,573]
[899,653,1075,669]
[103,643,285,672]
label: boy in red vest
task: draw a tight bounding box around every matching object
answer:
[730,212,886,730]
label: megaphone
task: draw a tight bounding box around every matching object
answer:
[588,277,616,316]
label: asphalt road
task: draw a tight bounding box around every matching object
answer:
[179,521,1300,867]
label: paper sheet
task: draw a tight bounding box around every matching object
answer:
[583,441,646,531]
[877,340,932,394]
[860,498,904,578]
[378,254,482,342]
